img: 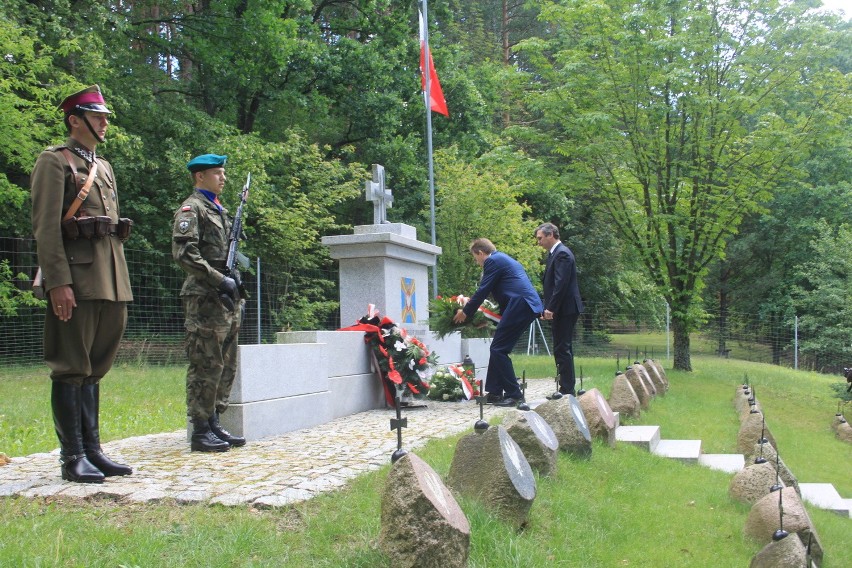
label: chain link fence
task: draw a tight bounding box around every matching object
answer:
[2,237,849,373]
[0,237,341,366]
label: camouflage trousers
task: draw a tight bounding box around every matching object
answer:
[183,294,242,421]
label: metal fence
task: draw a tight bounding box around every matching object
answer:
[2,237,849,373]
[0,237,341,366]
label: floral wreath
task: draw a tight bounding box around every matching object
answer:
[339,304,437,406]
[428,294,501,340]
[427,364,480,402]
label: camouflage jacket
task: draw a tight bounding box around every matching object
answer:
[172,191,235,297]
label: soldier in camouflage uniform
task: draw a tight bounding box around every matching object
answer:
[31,85,134,482]
[172,154,246,452]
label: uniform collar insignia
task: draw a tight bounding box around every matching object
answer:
[68,140,96,164]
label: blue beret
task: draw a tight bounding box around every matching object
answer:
[187,154,227,172]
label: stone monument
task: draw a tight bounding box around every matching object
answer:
[832,413,852,443]
[729,460,779,504]
[218,164,491,441]
[643,358,668,388]
[632,362,658,396]
[749,534,809,568]
[640,359,667,394]
[737,411,776,455]
[322,164,441,328]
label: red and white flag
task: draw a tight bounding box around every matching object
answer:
[419,10,449,117]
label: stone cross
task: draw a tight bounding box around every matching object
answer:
[365,164,393,224]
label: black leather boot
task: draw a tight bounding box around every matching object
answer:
[209,411,246,447]
[81,383,132,476]
[51,382,104,483]
[190,418,230,452]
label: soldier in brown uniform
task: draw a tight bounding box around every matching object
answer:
[172,154,246,452]
[30,85,133,483]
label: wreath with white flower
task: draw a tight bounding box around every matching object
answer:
[427,364,480,402]
[339,305,437,405]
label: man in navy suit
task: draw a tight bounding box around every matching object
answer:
[536,223,584,395]
[453,238,543,406]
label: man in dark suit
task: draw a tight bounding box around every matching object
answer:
[453,238,543,406]
[536,223,584,395]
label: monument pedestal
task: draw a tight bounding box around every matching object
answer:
[322,223,441,327]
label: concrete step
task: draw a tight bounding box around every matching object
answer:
[698,453,745,473]
[652,439,702,463]
[615,425,660,452]
[799,483,852,518]
[614,422,847,520]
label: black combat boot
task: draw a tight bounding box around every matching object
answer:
[81,383,132,476]
[190,417,230,452]
[209,411,246,447]
[51,382,104,483]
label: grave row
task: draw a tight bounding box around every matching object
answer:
[378,359,669,567]
[731,384,825,568]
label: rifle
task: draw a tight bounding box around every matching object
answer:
[221,173,251,309]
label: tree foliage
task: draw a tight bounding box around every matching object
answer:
[792,221,852,369]
[0,0,849,355]
[433,146,540,296]
[515,0,851,369]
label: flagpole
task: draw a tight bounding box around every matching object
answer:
[422,0,439,299]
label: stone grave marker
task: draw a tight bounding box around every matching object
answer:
[643,358,668,388]
[632,361,658,397]
[745,487,823,567]
[503,409,559,477]
[833,415,852,443]
[608,371,640,419]
[737,411,777,455]
[447,425,536,529]
[380,452,470,567]
[624,366,652,409]
[744,442,799,495]
[534,396,592,458]
[734,385,753,414]
[749,532,808,568]
[729,460,778,504]
[578,387,617,447]
[640,359,668,394]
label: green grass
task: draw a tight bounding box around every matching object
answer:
[584,331,780,365]
[0,364,186,457]
[1,357,850,567]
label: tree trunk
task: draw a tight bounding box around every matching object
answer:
[672,316,692,371]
